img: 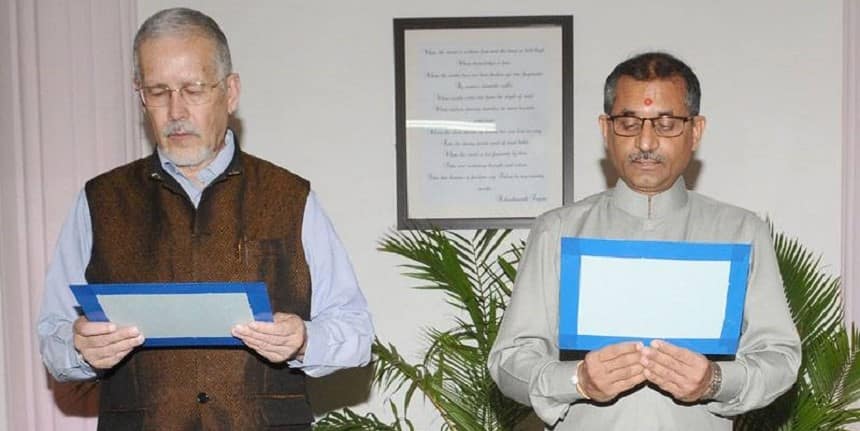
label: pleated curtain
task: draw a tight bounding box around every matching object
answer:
[0,0,142,429]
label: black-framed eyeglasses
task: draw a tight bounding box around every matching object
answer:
[607,114,694,138]
[137,74,232,107]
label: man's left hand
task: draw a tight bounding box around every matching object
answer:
[231,312,307,363]
[640,339,712,402]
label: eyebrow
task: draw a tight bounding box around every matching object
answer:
[141,77,213,88]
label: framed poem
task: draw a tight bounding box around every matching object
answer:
[394,15,574,230]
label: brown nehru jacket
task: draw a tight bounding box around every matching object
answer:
[84,149,313,430]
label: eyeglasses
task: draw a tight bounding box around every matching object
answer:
[607,114,694,137]
[137,74,231,107]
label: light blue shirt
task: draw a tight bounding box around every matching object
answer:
[37,131,373,380]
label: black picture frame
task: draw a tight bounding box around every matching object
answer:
[394,15,574,230]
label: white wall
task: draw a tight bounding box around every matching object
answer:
[138,1,843,428]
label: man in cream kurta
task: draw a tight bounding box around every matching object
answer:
[487,52,800,430]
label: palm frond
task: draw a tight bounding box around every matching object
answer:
[775,232,843,346]
[314,402,411,431]
[737,230,860,430]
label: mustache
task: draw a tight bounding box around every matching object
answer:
[628,152,665,163]
[162,121,200,137]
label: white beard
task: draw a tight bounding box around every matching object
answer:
[161,143,216,168]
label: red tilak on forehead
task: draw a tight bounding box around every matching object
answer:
[643,98,653,106]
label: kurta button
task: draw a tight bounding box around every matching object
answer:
[196,392,210,404]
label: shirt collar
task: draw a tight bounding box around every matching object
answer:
[611,177,689,219]
[157,129,236,188]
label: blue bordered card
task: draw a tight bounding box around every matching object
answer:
[71,282,273,347]
[558,238,751,355]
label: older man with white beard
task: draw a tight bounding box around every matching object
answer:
[36,7,372,430]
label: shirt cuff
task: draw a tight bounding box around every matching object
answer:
[51,321,97,380]
[286,319,325,370]
[712,360,745,403]
[535,360,583,402]
[529,360,583,425]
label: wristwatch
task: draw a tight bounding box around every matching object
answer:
[702,362,722,400]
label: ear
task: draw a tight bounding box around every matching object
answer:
[598,115,611,148]
[133,81,146,108]
[690,115,706,151]
[225,73,241,115]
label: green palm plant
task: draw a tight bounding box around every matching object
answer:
[735,231,860,430]
[315,229,532,430]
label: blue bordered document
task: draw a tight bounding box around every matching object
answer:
[71,282,273,347]
[559,238,751,355]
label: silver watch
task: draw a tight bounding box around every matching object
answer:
[702,362,722,400]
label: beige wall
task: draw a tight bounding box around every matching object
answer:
[136,1,843,428]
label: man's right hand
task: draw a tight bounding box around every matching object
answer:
[73,317,144,370]
[578,342,646,402]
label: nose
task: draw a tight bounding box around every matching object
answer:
[636,119,660,152]
[166,89,188,120]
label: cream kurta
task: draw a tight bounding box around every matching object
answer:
[488,179,801,430]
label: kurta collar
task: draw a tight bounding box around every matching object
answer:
[611,177,689,219]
